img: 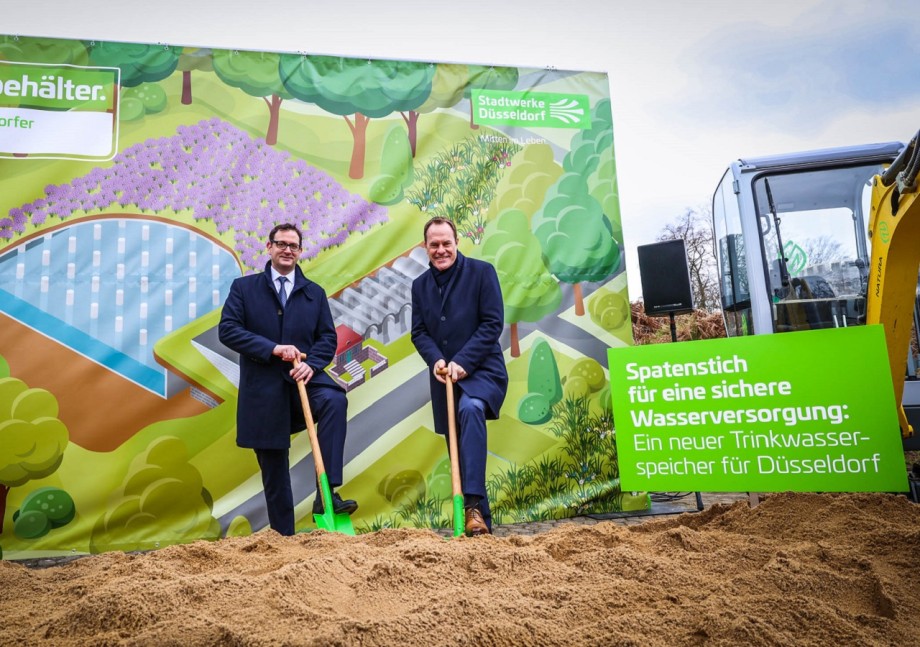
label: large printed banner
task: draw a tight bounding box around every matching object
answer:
[609,327,908,493]
[0,36,636,557]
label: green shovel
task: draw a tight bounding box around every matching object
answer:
[293,356,355,535]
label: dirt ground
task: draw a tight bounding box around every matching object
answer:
[2,491,919,646]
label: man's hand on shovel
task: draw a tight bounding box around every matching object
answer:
[274,344,313,382]
[433,359,467,384]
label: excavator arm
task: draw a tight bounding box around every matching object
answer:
[866,131,920,438]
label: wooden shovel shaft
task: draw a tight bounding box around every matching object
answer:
[436,367,463,499]
[288,354,356,536]
[293,356,325,478]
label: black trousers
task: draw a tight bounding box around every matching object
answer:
[254,385,347,535]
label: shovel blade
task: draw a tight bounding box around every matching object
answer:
[313,473,356,535]
[314,511,356,535]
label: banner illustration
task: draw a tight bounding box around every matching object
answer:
[0,34,632,558]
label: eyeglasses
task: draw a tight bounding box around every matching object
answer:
[271,240,302,252]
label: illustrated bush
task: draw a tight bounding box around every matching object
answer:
[568,357,606,393]
[564,375,591,400]
[123,82,168,114]
[90,436,220,553]
[12,487,76,540]
[518,392,552,425]
[226,515,252,538]
[426,459,452,499]
[597,385,612,411]
[369,175,404,206]
[118,96,145,122]
[588,287,630,331]
[13,510,51,540]
[377,470,425,507]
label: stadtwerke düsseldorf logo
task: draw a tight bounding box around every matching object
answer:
[472,89,590,129]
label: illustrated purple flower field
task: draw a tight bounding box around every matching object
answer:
[3,118,389,271]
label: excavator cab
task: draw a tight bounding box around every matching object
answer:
[712,141,920,444]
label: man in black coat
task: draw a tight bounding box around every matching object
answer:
[411,217,508,535]
[219,223,356,535]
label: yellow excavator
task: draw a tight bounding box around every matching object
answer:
[712,133,920,447]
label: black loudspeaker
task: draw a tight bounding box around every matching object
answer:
[637,239,695,316]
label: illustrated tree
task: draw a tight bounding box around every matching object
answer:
[0,35,88,67]
[176,47,213,105]
[480,208,561,357]
[517,338,562,425]
[486,143,563,221]
[85,40,182,89]
[0,377,69,534]
[212,49,291,146]
[369,125,414,205]
[464,65,519,129]
[565,99,622,242]
[90,436,220,553]
[403,63,469,156]
[279,54,434,179]
[563,98,614,177]
[532,173,622,315]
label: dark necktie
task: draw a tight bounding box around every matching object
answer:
[278,276,288,307]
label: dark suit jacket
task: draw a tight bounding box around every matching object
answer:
[219,262,342,449]
[411,252,508,435]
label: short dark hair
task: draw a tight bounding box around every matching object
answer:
[423,217,457,243]
[269,223,302,246]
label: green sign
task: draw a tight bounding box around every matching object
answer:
[471,89,590,129]
[0,62,118,111]
[608,326,908,492]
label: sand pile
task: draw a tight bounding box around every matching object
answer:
[2,492,919,646]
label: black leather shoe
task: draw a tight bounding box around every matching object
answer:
[313,492,358,515]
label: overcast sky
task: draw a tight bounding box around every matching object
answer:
[5,0,919,299]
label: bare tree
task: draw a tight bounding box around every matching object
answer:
[656,206,720,312]
[799,235,846,266]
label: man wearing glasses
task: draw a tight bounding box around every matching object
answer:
[219,223,357,535]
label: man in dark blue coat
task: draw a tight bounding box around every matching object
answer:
[411,217,508,535]
[219,223,357,536]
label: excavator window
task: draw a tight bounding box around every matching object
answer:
[751,164,879,333]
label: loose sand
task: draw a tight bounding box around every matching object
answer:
[2,492,919,646]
